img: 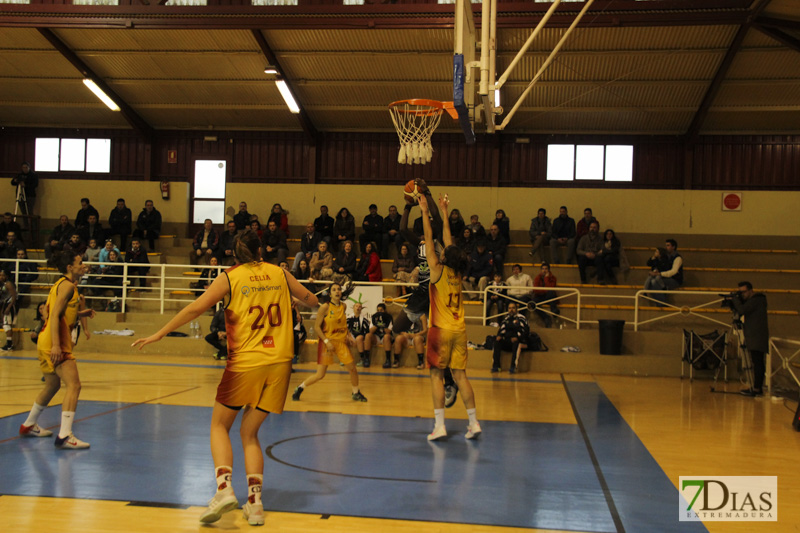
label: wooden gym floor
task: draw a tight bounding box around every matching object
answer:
[1,349,799,533]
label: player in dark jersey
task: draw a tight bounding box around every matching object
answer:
[398,179,459,404]
[365,302,393,368]
[346,302,370,366]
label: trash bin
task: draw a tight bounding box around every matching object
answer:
[598,319,625,355]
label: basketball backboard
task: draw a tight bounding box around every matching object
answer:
[453,0,477,144]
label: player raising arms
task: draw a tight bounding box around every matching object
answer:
[292,282,368,402]
[19,252,95,448]
[133,230,318,526]
[418,194,481,441]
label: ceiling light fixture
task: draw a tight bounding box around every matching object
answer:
[264,66,278,75]
[275,79,300,114]
[83,78,120,111]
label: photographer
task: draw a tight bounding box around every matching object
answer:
[11,162,38,217]
[729,281,769,397]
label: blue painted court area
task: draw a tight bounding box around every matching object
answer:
[0,383,707,532]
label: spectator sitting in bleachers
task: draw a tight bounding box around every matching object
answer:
[261,220,288,265]
[92,249,123,307]
[126,237,150,289]
[98,239,121,266]
[392,242,417,295]
[506,263,533,307]
[314,205,334,244]
[359,204,383,255]
[233,201,252,231]
[74,198,99,230]
[468,214,485,238]
[13,248,38,286]
[332,240,357,285]
[382,205,403,258]
[601,229,622,285]
[309,240,333,281]
[268,203,290,237]
[486,224,508,277]
[45,215,74,259]
[457,227,475,256]
[355,241,381,282]
[485,272,507,324]
[293,222,321,273]
[448,209,466,243]
[494,209,510,243]
[63,232,87,259]
[1,231,24,268]
[576,207,598,243]
[195,256,220,297]
[463,239,493,301]
[333,207,355,251]
[107,198,132,252]
[577,221,607,284]
[132,200,162,251]
[0,213,23,250]
[532,262,560,328]
[644,239,683,304]
[84,239,101,273]
[266,204,287,236]
[292,258,315,293]
[191,218,219,266]
[529,208,551,262]
[550,206,576,264]
[218,220,238,266]
[249,219,263,241]
[80,214,104,246]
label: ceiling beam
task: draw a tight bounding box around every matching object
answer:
[753,24,800,54]
[251,29,317,144]
[0,3,750,31]
[36,28,154,138]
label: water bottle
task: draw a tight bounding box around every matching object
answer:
[190,320,199,338]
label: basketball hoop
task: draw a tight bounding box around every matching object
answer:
[389,99,456,165]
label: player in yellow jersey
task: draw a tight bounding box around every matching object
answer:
[418,194,482,441]
[291,282,367,402]
[133,230,318,526]
[19,251,95,449]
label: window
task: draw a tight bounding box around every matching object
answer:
[192,160,227,224]
[546,144,633,182]
[34,137,112,173]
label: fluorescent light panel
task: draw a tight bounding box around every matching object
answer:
[83,79,120,111]
[264,66,278,74]
[275,79,300,114]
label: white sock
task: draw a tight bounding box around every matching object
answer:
[351,386,359,394]
[247,474,263,504]
[58,411,75,439]
[298,382,306,389]
[467,408,478,426]
[215,466,233,492]
[434,408,445,429]
[24,402,46,427]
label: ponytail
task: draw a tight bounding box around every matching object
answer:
[233,229,262,263]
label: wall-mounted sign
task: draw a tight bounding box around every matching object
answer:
[168,150,177,164]
[722,192,742,211]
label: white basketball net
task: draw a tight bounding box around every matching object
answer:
[389,100,443,165]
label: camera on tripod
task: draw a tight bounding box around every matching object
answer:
[719,291,740,310]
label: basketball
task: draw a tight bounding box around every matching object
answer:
[403,180,421,202]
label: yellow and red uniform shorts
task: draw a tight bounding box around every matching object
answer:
[426,326,468,370]
[317,340,354,366]
[215,361,292,413]
[38,350,76,374]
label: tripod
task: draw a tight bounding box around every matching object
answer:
[711,311,754,394]
[13,183,28,218]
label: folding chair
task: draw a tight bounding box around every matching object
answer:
[681,329,728,384]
